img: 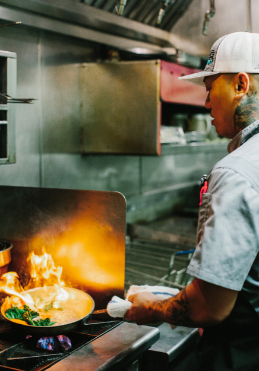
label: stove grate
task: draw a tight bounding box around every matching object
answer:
[0,319,121,371]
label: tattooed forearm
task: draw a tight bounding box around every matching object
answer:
[152,288,195,327]
[234,91,259,132]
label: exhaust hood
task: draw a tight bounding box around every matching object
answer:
[0,0,252,65]
[0,0,198,63]
[81,0,194,32]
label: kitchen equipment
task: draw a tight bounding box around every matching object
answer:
[1,286,97,336]
[160,126,186,144]
[0,186,126,311]
[0,187,161,370]
[80,60,207,156]
[170,113,189,131]
[187,113,212,136]
[184,131,206,143]
[0,316,159,371]
[0,240,12,275]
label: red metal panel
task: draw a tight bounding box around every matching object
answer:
[160,60,207,106]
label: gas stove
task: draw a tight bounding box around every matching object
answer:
[0,317,121,370]
[0,186,160,370]
[0,317,159,371]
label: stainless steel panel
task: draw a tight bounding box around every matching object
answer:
[40,32,104,155]
[141,149,227,193]
[47,323,159,371]
[41,63,81,154]
[42,154,140,196]
[126,183,198,224]
[80,60,161,155]
[141,154,198,193]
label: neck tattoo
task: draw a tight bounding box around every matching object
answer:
[234,91,259,132]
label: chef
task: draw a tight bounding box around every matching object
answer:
[125,32,259,370]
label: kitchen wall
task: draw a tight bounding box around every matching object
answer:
[0,20,227,224]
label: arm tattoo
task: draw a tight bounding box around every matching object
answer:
[152,288,195,327]
[234,91,259,131]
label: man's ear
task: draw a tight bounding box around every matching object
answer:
[234,72,250,99]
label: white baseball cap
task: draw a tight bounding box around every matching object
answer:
[179,32,259,86]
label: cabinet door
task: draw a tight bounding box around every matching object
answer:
[80,60,161,155]
[160,60,207,106]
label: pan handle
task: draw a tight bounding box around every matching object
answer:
[92,309,107,315]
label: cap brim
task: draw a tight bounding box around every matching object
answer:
[178,70,219,86]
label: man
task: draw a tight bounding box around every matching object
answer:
[125,32,259,370]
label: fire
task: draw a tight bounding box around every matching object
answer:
[0,250,68,312]
[28,250,65,288]
[0,272,35,309]
[0,251,96,328]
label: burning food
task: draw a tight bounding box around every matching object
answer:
[0,250,94,328]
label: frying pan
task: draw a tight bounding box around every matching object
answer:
[1,286,100,336]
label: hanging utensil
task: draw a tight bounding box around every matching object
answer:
[0,93,37,104]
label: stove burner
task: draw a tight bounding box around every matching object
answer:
[37,335,72,351]
[26,335,72,352]
[0,318,121,370]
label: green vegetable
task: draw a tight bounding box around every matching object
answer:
[5,307,25,319]
[5,305,56,326]
[33,317,56,326]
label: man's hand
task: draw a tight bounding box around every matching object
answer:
[124,291,160,325]
[124,278,238,328]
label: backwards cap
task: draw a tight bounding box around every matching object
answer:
[179,32,259,86]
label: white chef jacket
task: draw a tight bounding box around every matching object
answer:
[187,119,259,312]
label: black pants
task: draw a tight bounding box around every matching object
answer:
[196,293,259,370]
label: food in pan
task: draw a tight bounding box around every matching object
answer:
[2,288,80,326]
[1,286,93,327]
[5,304,55,326]
[0,251,94,328]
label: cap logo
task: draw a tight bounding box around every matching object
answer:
[204,34,228,72]
[206,50,216,67]
[205,49,216,72]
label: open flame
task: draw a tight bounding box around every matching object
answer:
[28,250,65,288]
[0,272,35,308]
[0,250,68,312]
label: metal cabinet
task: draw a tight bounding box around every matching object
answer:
[0,50,16,164]
[80,60,207,156]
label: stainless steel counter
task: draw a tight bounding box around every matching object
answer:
[47,322,160,371]
[143,324,199,371]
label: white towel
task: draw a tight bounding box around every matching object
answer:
[107,285,179,318]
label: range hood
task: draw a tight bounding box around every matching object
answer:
[81,0,194,32]
[0,0,254,66]
[0,0,201,66]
